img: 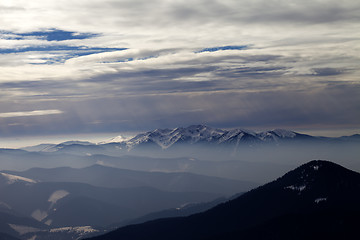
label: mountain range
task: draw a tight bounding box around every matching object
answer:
[1,125,359,239]
[123,125,311,150]
[1,124,358,184]
[101,125,360,149]
[22,125,360,155]
[87,160,360,240]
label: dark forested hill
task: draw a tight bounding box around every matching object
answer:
[88,160,360,240]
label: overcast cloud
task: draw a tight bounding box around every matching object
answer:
[0,0,359,138]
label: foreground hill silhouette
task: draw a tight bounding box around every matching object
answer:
[88,160,360,240]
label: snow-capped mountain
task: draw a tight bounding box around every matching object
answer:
[125,125,227,149]
[118,125,313,150]
[17,125,359,159]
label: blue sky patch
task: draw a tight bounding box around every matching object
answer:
[197,45,248,53]
[0,29,127,64]
[0,46,127,54]
[0,45,128,64]
[1,29,98,41]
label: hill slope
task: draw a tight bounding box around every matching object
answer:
[0,176,219,228]
[88,160,360,240]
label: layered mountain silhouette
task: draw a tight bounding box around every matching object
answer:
[0,170,224,239]
[1,125,359,240]
[0,149,296,183]
[4,164,255,195]
[88,160,360,240]
[0,171,222,228]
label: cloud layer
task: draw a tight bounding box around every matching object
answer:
[0,0,359,137]
[0,110,63,118]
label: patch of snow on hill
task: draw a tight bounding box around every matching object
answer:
[284,185,306,192]
[45,219,53,226]
[31,209,48,221]
[8,224,40,235]
[48,190,69,206]
[0,172,36,184]
[50,226,98,234]
[0,201,11,209]
[315,197,327,203]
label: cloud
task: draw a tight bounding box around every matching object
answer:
[0,110,63,118]
[0,0,359,137]
[0,29,127,64]
[0,46,126,64]
[0,81,359,137]
[311,68,346,76]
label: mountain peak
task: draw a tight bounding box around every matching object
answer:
[271,129,296,138]
[269,160,360,201]
[126,125,226,150]
[281,160,350,181]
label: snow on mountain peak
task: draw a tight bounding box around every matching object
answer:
[257,129,297,142]
[174,125,225,141]
[125,125,226,149]
[219,128,256,142]
[271,129,297,138]
[116,125,307,150]
[48,190,70,205]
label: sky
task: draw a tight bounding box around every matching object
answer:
[0,0,359,146]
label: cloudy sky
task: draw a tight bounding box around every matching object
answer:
[0,0,359,144]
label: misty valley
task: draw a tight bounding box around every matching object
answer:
[0,125,359,240]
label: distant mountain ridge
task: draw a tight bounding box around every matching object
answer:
[22,125,360,154]
[88,160,360,240]
[105,125,315,150]
[4,164,255,195]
